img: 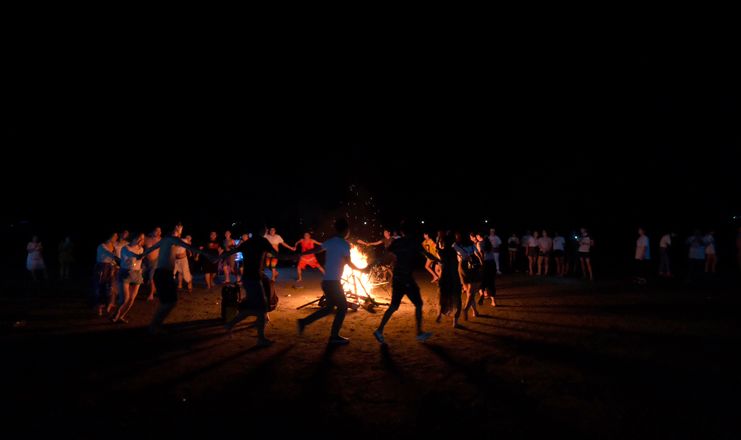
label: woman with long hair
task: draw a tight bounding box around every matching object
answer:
[435,231,462,327]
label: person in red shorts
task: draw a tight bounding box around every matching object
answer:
[294,232,325,282]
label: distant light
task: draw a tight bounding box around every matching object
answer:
[421,220,425,224]
[484,219,489,224]
[364,221,367,225]
[232,222,237,227]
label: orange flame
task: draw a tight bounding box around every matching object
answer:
[341,246,373,299]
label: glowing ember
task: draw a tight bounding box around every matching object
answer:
[341,245,373,299]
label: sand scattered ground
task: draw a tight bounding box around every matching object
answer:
[1,269,739,438]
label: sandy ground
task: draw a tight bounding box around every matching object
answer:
[1,269,740,439]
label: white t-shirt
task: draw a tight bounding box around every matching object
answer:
[687,236,706,260]
[527,236,538,247]
[322,236,351,281]
[553,236,566,251]
[635,235,650,260]
[488,235,502,250]
[264,234,284,248]
[538,237,553,252]
[659,234,671,249]
[578,236,593,253]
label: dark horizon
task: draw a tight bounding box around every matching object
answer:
[3,46,739,274]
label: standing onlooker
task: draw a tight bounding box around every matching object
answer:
[537,230,553,276]
[507,233,520,272]
[552,232,566,277]
[26,236,48,281]
[527,231,540,276]
[578,228,594,281]
[658,232,674,277]
[704,230,717,274]
[686,230,706,283]
[58,236,75,280]
[521,230,532,273]
[488,228,502,275]
[634,227,651,284]
[737,226,741,272]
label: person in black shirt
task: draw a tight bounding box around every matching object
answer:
[373,226,433,344]
[219,225,276,347]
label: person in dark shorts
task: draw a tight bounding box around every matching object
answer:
[220,225,276,347]
[297,218,367,345]
[373,226,434,344]
[578,228,594,281]
[143,224,211,335]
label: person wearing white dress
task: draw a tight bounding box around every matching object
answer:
[26,236,47,281]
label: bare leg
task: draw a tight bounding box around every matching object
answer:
[117,284,141,321]
[424,260,438,282]
[296,266,303,282]
[112,283,131,322]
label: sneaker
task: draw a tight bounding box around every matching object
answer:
[328,335,350,345]
[296,319,306,336]
[373,330,386,344]
[416,332,432,342]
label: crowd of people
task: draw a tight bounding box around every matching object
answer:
[20,222,741,346]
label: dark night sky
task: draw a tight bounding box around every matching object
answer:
[3,40,739,270]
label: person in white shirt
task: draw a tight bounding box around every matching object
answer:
[578,228,594,281]
[26,235,47,281]
[297,218,367,345]
[552,232,566,277]
[520,231,532,273]
[634,227,650,285]
[704,230,717,274]
[507,233,520,272]
[737,226,741,272]
[537,230,553,276]
[488,228,502,275]
[264,227,296,282]
[658,232,674,277]
[111,232,146,323]
[527,231,539,276]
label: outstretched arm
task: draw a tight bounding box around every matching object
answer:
[358,239,383,246]
[280,242,296,251]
